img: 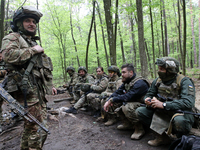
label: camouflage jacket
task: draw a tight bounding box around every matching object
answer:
[105,75,122,94]
[0,60,6,80]
[1,32,53,97]
[77,73,95,84]
[67,72,78,87]
[90,74,108,93]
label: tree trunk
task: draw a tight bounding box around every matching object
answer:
[70,5,80,67]
[96,2,109,67]
[0,0,5,47]
[144,39,153,78]
[136,0,148,78]
[160,0,164,57]
[93,4,101,67]
[178,0,183,69]
[86,0,95,70]
[190,0,197,66]
[161,0,169,56]
[199,0,200,67]
[103,0,116,65]
[118,24,125,64]
[149,0,156,78]
[182,0,186,75]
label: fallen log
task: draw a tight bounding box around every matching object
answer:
[53,97,73,103]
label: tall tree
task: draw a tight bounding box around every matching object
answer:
[0,0,5,47]
[103,0,117,65]
[136,0,148,78]
[149,0,156,78]
[199,0,200,67]
[190,0,197,66]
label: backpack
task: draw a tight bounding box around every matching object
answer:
[168,135,200,150]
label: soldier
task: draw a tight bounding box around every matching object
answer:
[0,51,7,132]
[97,65,123,126]
[136,57,195,146]
[86,67,108,117]
[1,6,57,149]
[63,66,78,97]
[65,67,108,115]
[71,66,95,104]
[104,64,149,140]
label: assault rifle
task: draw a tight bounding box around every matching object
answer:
[0,78,50,134]
[95,95,109,100]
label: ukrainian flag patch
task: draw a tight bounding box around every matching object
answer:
[188,85,194,92]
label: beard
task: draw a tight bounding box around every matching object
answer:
[25,29,36,37]
[122,76,132,83]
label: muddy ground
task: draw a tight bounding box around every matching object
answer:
[1,77,200,150]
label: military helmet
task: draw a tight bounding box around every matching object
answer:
[155,57,179,74]
[66,66,75,72]
[108,65,121,76]
[11,6,43,32]
[78,66,87,73]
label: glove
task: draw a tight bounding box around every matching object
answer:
[81,83,91,92]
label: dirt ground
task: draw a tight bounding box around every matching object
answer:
[1,77,200,150]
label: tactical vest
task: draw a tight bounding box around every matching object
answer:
[5,33,53,94]
[155,74,186,101]
[78,74,95,83]
[107,77,121,93]
[124,76,150,102]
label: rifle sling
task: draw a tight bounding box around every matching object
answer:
[21,54,41,108]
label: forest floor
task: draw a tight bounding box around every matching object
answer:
[1,75,200,150]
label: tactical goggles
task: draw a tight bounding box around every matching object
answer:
[108,71,115,74]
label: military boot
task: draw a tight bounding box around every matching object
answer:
[104,116,117,126]
[148,133,171,146]
[64,107,77,114]
[131,122,145,140]
[117,119,133,130]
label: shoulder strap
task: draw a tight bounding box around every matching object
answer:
[130,76,150,87]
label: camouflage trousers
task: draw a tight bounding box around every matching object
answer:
[87,93,101,110]
[0,98,2,132]
[101,98,122,120]
[20,102,47,150]
[121,102,141,124]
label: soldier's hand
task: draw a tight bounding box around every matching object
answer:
[104,98,113,112]
[33,45,44,53]
[145,97,152,106]
[0,70,7,77]
[151,97,163,109]
[52,87,57,95]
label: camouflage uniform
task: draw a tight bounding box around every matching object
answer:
[87,74,108,111]
[0,60,6,132]
[101,74,122,122]
[64,70,78,96]
[1,6,54,150]
[136,57,195,139]
[73,73,95,109]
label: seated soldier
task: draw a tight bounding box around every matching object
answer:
[97,65,122,126]
[104,64,149,140]
[0,51,7,132]
[71,66,95,104]
[136,57,195,146]
[65,67,108,116]
[87,67,108,117]
[63,66,78,98]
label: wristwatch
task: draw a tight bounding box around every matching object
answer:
[163,102,166,109]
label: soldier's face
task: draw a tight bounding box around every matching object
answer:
[0,54,2,62]
[109,71,117,78]
[23,18,37,33]
[79,70,86,77]
[158,66,166,73]
[121,67,133,82]
[96,68,104,75]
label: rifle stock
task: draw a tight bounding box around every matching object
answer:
[0,80,50,134]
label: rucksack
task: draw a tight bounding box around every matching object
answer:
[168,135,200,150]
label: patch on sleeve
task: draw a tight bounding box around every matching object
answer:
[188,84,194,95]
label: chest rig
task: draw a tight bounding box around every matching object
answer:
[107,76,121,93]
[155,74,185,101]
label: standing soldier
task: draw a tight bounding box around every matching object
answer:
[98,65,123,126]
[104,64,149,140]
[1,6,57,149]
[0,51,7,132]
[136,57,195,146]
[63,66,78,98]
